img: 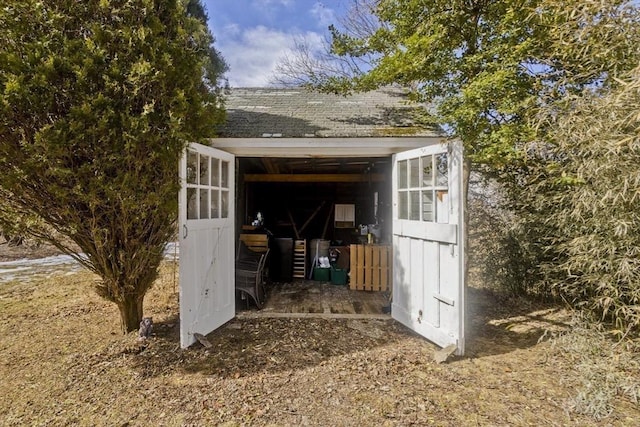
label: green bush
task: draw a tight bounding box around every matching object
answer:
[514,67,640,336]
[0,0,226,333]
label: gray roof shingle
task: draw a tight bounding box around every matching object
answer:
[217,87,441,138]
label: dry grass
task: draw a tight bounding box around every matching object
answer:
[1,261,638,426]
[547,315,640,420]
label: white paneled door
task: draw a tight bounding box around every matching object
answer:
[391,141,465,355]
[179,143,235,348]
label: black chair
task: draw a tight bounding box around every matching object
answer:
[235,241,270,308]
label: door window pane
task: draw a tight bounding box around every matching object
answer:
[436,153,448,186]
[199,155,209,186]
[409,190,420,220]
[211,158,220,187]
[436,190,449,223]
[199,189,209,219]
[409,158,420,188]
[221,190,229,218]
[422,190,434,222]
[221,161,229,189]
[398,191,408,219]
[211,189,219,218]
[187,151,198,185]
[398,160,407,189]
[187,187,198,219]
[422,155,433,186]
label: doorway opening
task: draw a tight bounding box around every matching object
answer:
[235,156,394,315]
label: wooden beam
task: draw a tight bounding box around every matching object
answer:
[287,209,300,239]
[299,201,325,235]
[244,173,384,183]
[321,203,334,240]
[261,158,280,174]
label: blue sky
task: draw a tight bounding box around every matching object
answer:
[204,1,349,87]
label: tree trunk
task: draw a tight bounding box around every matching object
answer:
[117,295,144,334]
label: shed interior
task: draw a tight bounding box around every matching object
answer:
[236,156,393,282]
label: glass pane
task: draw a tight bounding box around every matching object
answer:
[199,189,209,219]
[187,187,198,219]
[409,190,420,220]
[398,160,407,189]
[211,189,219,218]
[398,191,408,219]
[422,155,433,187]
[422,190,434,222]
[436,153,448,186]
[221,190,229,218]
[409,158,419,188]
[186,150,198,185]
[199,155,209,186]
[221,161,229,189]
[211,158,220,187]
[436,190,449,223]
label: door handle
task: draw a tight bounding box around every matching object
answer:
[183,224,188,239]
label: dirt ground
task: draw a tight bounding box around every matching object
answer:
[0,243,638,426]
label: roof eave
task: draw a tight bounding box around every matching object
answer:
[208,136,447,158]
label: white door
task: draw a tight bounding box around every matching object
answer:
[391,140,465,355]
[179,143,235,348]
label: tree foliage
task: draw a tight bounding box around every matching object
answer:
[493,1,640,334]
[532,0,640,91]
[0,0,227,333]
[513,66,640,335]
[280,0,549,171]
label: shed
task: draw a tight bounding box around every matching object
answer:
[178,87,466,355]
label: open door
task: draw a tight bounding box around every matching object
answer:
[179,143,235,348]
[391,140,465,355]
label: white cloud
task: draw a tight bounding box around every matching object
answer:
[219,26,324,87]
[310,2,335,28]
[220,23,241,38]
[252,0,292,8]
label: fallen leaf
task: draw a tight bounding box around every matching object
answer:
[433,344,457,364]
[194,332,212,348]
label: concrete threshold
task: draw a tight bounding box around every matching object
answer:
[236,312,392,320]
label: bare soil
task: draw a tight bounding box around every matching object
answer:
[0,247,638,425]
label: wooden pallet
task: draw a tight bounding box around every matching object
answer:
[349,244,391,291]
[293,239,306,279]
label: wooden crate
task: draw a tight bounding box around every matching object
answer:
[349,244,391,291]
[239,233,269,253]
[293,239,306,279]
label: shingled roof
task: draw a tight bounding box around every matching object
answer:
[217,87,441,138]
